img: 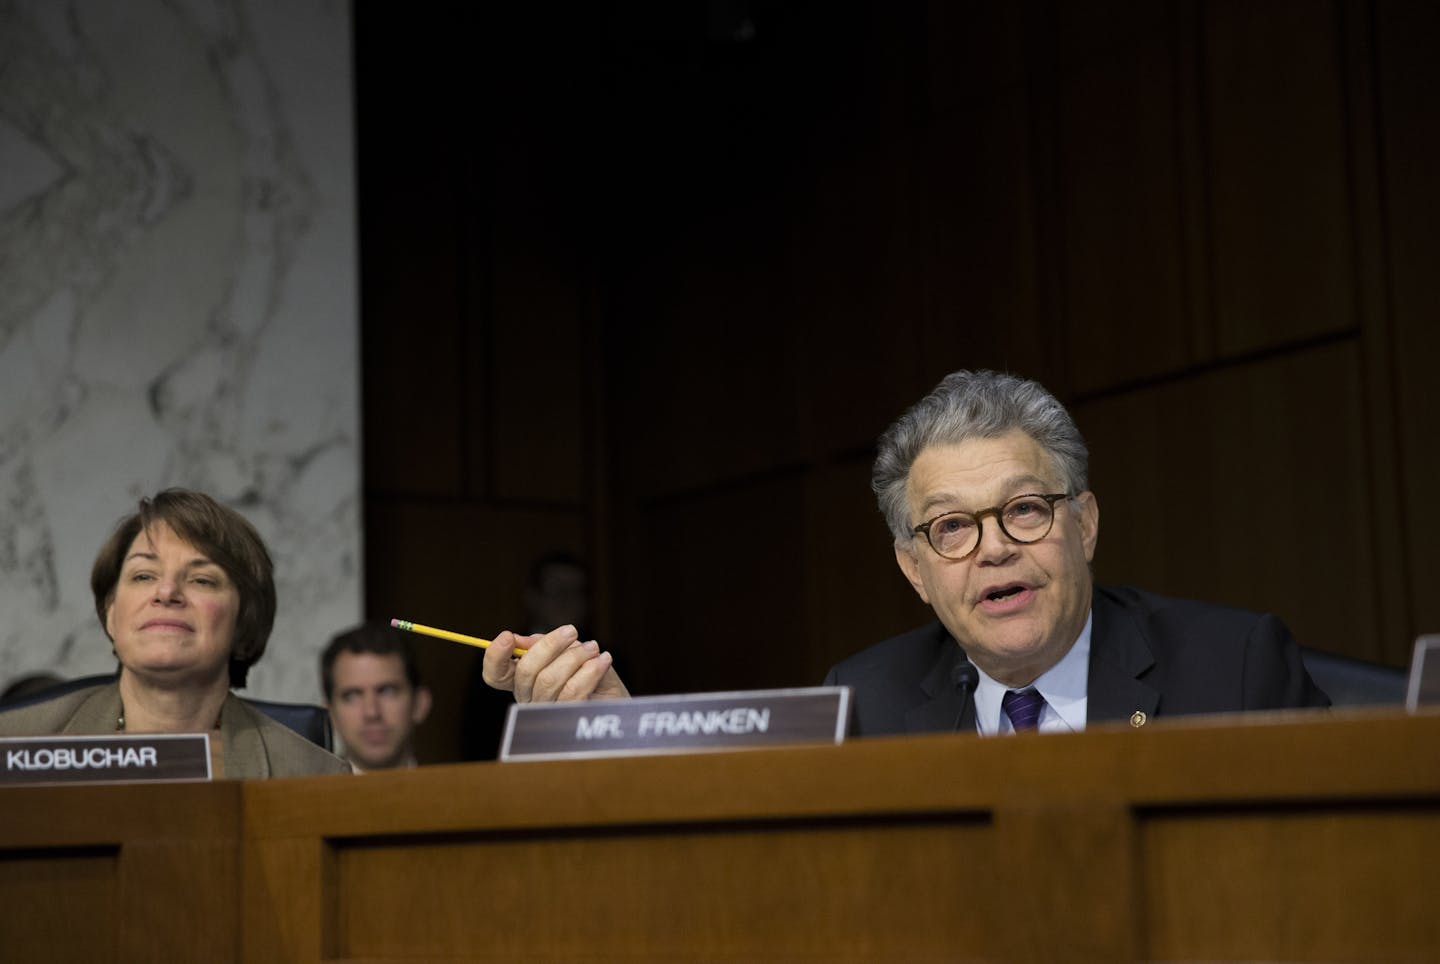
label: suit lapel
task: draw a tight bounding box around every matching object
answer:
[1087,589,1160,724]
[903,634,974,734]
[894,590,1161,732]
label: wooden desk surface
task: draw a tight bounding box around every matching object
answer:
[240,708,1440,962]
[4,709,1437,962]
[0,780,241,962]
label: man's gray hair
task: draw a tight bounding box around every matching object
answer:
[873,370,1089,545]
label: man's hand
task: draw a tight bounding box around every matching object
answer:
[481,624,630,703]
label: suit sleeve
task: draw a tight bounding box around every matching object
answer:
[1242,614,1332,709]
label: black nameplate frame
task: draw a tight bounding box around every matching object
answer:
[500,686,851,761]
[1409,634,1440,711]
[0,733,211,787]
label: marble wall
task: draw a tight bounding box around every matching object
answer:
[0,0,360,705]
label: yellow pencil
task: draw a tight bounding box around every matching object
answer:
[390,619,528,656]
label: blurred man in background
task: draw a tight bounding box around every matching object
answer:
[322,623,432,771]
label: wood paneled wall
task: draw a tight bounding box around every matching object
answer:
[356,0,1440,761]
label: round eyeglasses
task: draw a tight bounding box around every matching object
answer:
[912,492,1071,561]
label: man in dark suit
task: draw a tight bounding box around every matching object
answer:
[482,369,1328,734]
[824,369,1328,735]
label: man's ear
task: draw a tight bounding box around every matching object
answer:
[894,544,931,605]
[411,685,433,725]
[1074,491,1100,562]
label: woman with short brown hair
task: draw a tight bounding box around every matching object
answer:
[0,489,347,779]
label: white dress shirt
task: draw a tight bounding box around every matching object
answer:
[971,611,1092,736]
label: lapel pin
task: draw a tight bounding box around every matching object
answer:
[1130,710,1147,728]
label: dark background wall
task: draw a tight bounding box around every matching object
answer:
[354,0,1440,762]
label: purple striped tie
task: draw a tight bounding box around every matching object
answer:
[1002,688,1046,732]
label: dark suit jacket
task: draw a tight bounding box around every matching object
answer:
[823,585,1331,737]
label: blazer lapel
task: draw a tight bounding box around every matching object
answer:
[1087,589,1160,724]
[221,695,272,779]
[61,683,124,734]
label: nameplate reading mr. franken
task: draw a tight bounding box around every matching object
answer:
[500,687,851,761]
[0,734,211,786]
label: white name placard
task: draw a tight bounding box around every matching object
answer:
[0,733,212,786]
[500,686,851,761]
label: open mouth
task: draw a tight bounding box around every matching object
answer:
[985,585,1027,602]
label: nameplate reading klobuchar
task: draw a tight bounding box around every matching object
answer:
[0,734,211,786]
[500,687,850,761]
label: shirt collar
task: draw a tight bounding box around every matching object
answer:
[971,610,1092,736]
[346,750,419,773]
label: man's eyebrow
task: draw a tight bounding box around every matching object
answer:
[916,492,964,518]
[916,474,1055,517]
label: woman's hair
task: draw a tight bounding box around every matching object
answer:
[90,488,276,688]
[872,370,1090,545]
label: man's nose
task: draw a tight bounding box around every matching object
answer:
[972,513,1018,563]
